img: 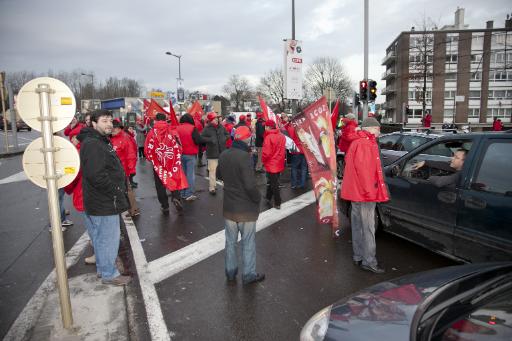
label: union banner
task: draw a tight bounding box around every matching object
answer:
[290,97,339,236]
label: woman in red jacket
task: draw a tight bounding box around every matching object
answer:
[262,120,286,209]
[338,113,359,153]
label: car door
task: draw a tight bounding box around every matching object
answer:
[455,138,512,262]
[382,138,473,257]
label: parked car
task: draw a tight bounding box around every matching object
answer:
[379,130,445,166]
[16,120,31,131]
[300,262,512,341]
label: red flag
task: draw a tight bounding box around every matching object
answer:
[187,101,205,122]
[144,99,179,127]
[258,96,279,126]
[166,98,179,127]
[331,99,340,130]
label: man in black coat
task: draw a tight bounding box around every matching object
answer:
[201,112,229,195]
[254,111,266,172]
[217,126,265,285]
[78,109,131,286]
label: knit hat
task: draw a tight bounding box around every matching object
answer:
[264,120,276,128]
[207,112,220,121]
[361,117,380,128]
[234,126,252,141]
[239,115,246,121]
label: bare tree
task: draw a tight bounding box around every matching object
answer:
[257,68,287,112]
[5,71,38,94]
[409,17,438,119]
[304,57,352,104]
[222,74,252,111]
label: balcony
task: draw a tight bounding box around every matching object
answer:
[381,86,396,95]
[381,68,397,80]
[381,51,396,65]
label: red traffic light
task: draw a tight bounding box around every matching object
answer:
[360,80,368,89]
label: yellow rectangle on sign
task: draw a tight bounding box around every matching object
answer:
[60,97,73,105]
[64,167,76,174]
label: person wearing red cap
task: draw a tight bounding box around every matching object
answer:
[217,126,265,285]
[201,112,229,194]
[262,120,286,209]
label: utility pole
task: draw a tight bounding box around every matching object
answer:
[363,0,369,120]
[291,0,298,116]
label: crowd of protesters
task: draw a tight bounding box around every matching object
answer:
[58,104,392,287]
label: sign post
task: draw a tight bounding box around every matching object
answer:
[18,77,79,329]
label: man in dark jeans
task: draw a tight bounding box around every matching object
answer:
[254,111,266,172]
[261,120,286,209]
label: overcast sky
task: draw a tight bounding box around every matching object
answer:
[0,0,509,99]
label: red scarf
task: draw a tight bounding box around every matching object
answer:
[144,121,188,191]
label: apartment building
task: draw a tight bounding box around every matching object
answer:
[382,8,512,126]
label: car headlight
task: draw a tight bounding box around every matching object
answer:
[300,305,332,341]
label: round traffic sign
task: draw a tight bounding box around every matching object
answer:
[22,136,80,189]
[17,77,76,133]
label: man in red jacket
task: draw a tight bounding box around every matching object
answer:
[111,120,140,217]
[262,120,286,209]
[341,117,389,274]
[176,113,207,201]
[338,113,359,153]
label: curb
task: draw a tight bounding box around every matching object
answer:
[0,148,26,158]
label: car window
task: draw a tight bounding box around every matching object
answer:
[397,136,429,152]
[472,141,512,195]
[379,134,401,150]
[400,140,473,181]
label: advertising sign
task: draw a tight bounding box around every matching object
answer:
[283,39,303,100]
[290,97,339,235]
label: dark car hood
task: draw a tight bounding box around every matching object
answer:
[324,263,512,341]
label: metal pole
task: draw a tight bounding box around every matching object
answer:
[8,84,18,150]
[363,0,369,120]
[37,83,73,329]
[178,56,182,81]
[291,0,298,116]
[0,73,8,153]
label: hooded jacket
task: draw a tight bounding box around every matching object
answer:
[340,130,389,202]
[262,128,286,173]
[338,119,359,153]
[217,140,261,222]
[200,122,229,159]
[110,130,137,176]
[78,127,129,215]
[177,114,206,155]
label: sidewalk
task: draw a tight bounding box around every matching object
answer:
[0,146,25,158]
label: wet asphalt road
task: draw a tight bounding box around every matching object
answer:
[0,149,457,340]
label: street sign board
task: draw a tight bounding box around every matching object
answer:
[17,77,75,132]
[22,136,80,189]
[283,39,303,100]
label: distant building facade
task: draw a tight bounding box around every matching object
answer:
[382,8,512,125]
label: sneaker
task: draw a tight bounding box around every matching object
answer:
[361,264,385,274]
[61,219,74,227]
[185,195,197,201]
[243,273,265,285]
[102,275,132,286]
[353,260,362,266]
[161,206,170,215]
[274,204,281,209]
[85,254,96,265]
[209,190,216,195]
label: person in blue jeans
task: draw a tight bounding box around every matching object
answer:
[285,121,308,189]
[78,109,132,286]
[176,114,207,201]
[216,126,265,285]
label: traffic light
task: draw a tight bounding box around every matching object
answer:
[369,80,377,101]
[354,92,360,107]
[359,80,368,101]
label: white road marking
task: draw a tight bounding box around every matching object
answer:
[122,214,171,341]
[0,171,28,185]
[3,232,90,341]
[147,190,315,284]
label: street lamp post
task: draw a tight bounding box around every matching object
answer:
[165,51,183,110]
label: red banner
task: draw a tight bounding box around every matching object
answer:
[290,97,339,236]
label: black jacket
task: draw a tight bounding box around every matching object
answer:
[217,140,261,222]
[255,119,266,147]
[201,123,228,159]
[78,127,129,215]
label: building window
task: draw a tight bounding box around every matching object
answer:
[444,90,456,99]
[488,108,512,118]
[469,91,481,99]
[468,108,480,117]
[470,53,482,63]
[445,73,457,81]
[444,109,454,120]
[470,72,482,81]
[446,54,458,63]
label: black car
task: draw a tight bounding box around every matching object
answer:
[301,262,512,341]
[378,131,512,262]
[379,131,444,166]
